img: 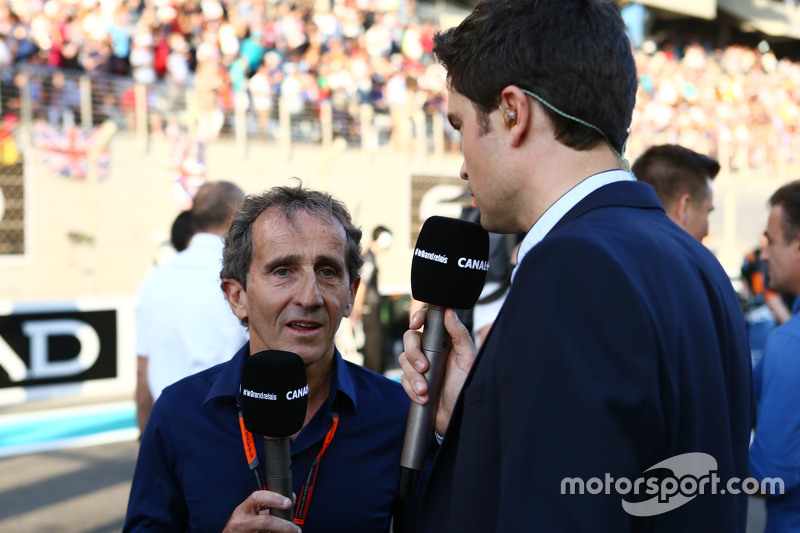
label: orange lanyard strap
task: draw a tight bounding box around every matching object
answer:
[237,399,341,527]
[294,405,339,527]
[237,405,266,491]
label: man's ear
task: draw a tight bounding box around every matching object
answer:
[499,85,531,147]
[673,193,692,226]
[222,278,248,322]
[344,276,361,317]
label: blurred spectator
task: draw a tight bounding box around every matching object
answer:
[129,32,156,86]
[135,180,248,435]
[194,46,225,141]
[107,5,132,76]
[631,144,720,242]
[749,180,800,532]
[0,35,11,67]
[248,60,275,139]
[6,10,37,62]
[45,70,77,127]
[170,209,195,253]
[740,240,794,366]
[353,225,393,374]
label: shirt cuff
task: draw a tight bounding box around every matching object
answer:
[434,430,444,446]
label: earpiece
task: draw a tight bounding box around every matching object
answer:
[499,103,517,128]
[504,109,517,128]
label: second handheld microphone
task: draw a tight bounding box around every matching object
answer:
[399,215,490,500]
[240,349,308,521]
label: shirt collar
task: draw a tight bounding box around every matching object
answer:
[793,294,800,316]
[187,232,225,250]
[512,170,634,283]
[205,342,359,413]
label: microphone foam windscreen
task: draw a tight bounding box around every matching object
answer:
[411,215,490,309]
[240,350,308,438]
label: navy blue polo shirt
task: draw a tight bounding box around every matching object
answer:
[124,343,411,532]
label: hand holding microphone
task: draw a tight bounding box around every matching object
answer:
[223,491,299,533]
[399,216,489,500]
[240,350,308,523]
[400,307,476,435]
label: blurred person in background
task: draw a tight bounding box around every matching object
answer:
[352,225,393,373]
[135,181,248,434]
[170,209,195,252]
[750,180,800,533]
[631,143,720,242]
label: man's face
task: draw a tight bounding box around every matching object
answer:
[762,204,800,296]
[225,209,359,368]
[447,89,522,234]
[682,178,714,242]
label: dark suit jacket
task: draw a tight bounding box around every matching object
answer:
[416,181,752,532]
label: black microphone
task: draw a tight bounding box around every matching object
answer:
[240,350,308,521]
[399,215,489,500]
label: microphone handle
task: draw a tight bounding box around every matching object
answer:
[264,437,294,522]
[399,306,451,498]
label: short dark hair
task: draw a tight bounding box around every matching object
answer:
[170,210,194,252]
[433,0,637,153]
[632,145,720,208]
[221,182,364,294]
[769,180,800,244]
[191,181,246,232]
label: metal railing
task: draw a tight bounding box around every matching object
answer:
[0,64,455,158]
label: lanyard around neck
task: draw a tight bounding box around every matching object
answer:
[237,399,340,527]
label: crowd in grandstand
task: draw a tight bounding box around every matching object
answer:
[0,0,799,173]
[630,42,800,175]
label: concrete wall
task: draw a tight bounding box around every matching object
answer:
[0,133,465,303]
[0,130,794,304]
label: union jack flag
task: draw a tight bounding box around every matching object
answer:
[34,123,110,180]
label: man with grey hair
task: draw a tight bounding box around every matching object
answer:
[126,183,411,533]
[750,180,800,532]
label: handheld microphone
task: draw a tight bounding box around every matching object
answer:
[399,215,489,500]
[240,350,308,521]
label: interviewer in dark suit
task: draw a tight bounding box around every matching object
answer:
[399,1,752,531]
